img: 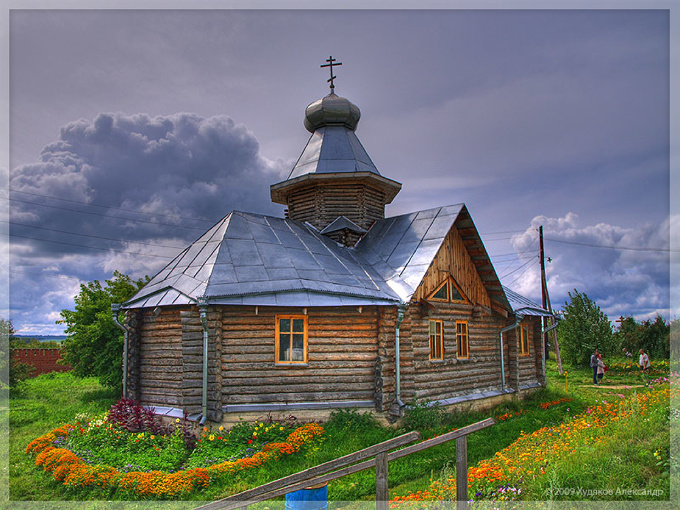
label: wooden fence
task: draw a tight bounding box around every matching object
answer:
[195,417,495,510]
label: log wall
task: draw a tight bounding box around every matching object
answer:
[286,181,387,231]
[220,306,381,406]
[413,225,491,308]
[403,302,509,403]
[137,307,183,407]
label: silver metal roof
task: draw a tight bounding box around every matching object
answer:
[124,205,513,312]
[288,126,380,179]
[503,286,554,317]
[320,216,367,235]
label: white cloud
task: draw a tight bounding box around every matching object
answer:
[508,212,671,321]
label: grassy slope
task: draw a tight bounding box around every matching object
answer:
[8,358,673,506]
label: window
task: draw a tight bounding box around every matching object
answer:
[520,324,530,356]
[456,321,469,359]
[428,277,465,302]
[276,315,308,363]
[429,320,444,360]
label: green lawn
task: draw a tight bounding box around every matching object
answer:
[7,358,674,507]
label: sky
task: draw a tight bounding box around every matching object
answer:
[2,4,677,335]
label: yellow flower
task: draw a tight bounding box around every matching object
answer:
[209,435,215,441]
[175,418,180,423]
[150,435,155,440]
[280,427,284,431]
[219,426,224,432]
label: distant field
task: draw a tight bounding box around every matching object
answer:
[11,335,67,343]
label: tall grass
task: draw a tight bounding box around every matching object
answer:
[11,360,672,505]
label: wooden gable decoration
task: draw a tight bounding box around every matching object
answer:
[427,276,468,303]
[413,218,492,308]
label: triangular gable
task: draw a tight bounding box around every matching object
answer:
[427,276,468,303]
[411,206,511,314]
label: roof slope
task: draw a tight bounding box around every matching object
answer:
[124,205,510,312]
[503,286,554,317]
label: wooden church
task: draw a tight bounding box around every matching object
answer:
[118,60,553,424]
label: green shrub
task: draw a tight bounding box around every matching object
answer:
[402,399,448,431]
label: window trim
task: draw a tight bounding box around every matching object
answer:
[275,314,308,364]
[456,320,469,359]
[429,319,444,361]
[426,276,468,304]
[519,324,530,356]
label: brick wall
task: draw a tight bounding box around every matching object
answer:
[10,348,72,376]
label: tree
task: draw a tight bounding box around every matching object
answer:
[557,290,616,367]
[614,315,670,360]
[58,271,147,391]
[0,318,12,388]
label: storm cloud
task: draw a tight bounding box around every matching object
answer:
[11,112,285,255]
[9,112,287,333]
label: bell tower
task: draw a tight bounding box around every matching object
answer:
[270,57,401,244]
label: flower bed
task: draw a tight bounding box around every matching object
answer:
[391,379,672,505]
[27,417,324,498]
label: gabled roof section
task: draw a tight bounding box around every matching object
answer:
[453,206,512,312]
[503,286,554,317]
[124,211,403,309]
[354,205,465,302]
[123,205,512,315]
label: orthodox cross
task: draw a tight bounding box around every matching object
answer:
[320,55,342,92]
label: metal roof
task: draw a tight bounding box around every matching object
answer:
[124,205,512,313]
[320,216,367,235]
[288,126,380,179]
[503,286,554,317]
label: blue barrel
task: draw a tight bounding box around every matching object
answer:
[285,483,328,510]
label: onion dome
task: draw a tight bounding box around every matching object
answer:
[304,93,361,133]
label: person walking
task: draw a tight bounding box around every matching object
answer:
[639,349,651,372]
[597,353,605,384]
[590,349,600,385]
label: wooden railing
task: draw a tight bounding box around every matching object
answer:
[195,417,495,510]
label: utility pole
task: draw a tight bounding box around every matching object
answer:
[539,226,564,375]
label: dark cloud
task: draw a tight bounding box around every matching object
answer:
[11,112,286,259]
[9,112,289,333]
[509,213,671,321]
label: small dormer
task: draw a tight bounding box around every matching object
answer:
[320,215,367,247]
[270,57,401,232]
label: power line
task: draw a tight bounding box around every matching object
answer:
[505,259,539,288]
[4,220,186,250]
[500,256,537,279]
[8,197,207,231]
[545,236,676,253]
[6,232,176,259]
[3,186,214,224]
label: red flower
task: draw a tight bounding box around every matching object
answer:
[247,440,253,444]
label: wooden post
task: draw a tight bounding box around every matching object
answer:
[539,225,564,375]
[456,435,468,510]
[375,452,389,510]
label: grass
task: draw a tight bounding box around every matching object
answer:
[8,357,674,507]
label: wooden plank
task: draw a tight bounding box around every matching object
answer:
[456,436,468,510]
[375,452,389,509]
[194,431,421,510]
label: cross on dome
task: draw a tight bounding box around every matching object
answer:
[320,55,342,91]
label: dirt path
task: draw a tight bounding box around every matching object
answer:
[579,384,645,389]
